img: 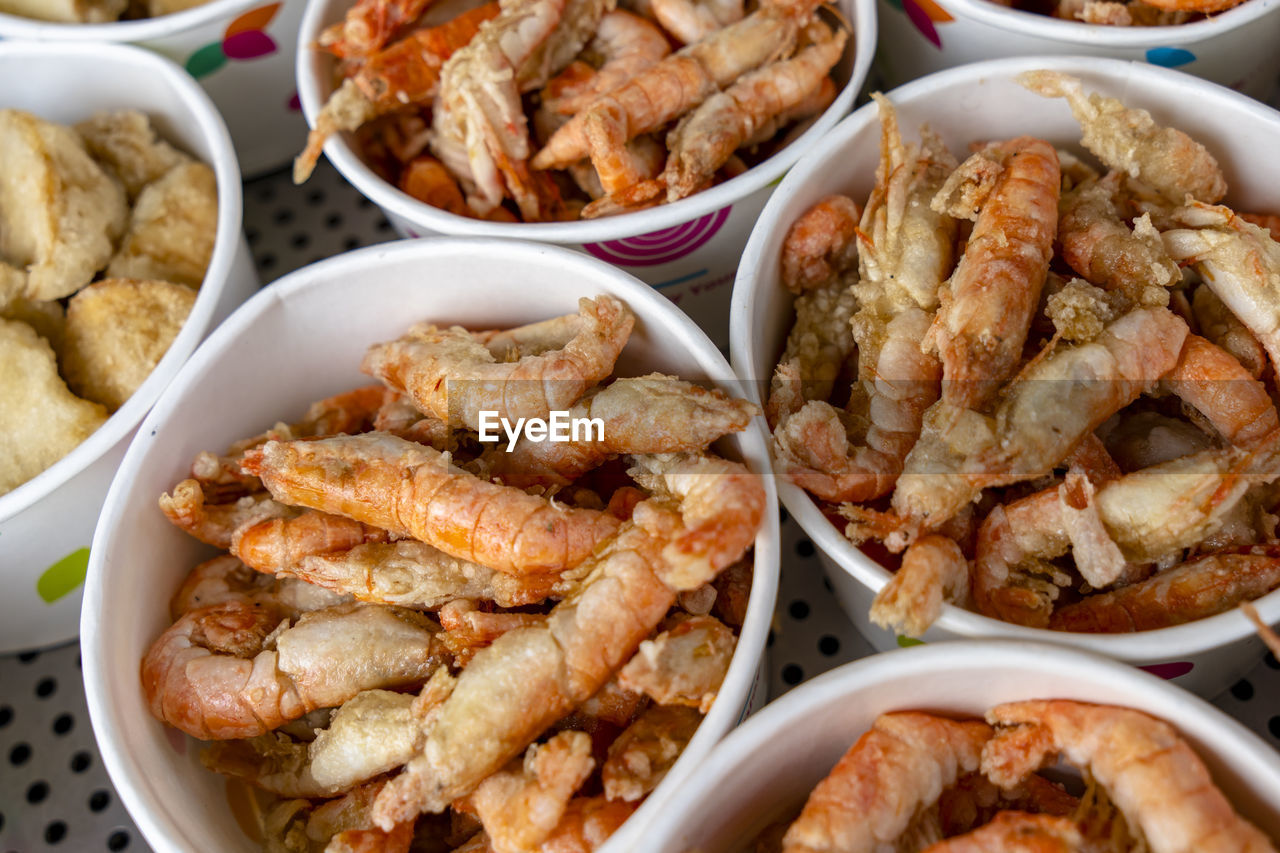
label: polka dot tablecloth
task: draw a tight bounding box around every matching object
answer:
[5,135,1280,850]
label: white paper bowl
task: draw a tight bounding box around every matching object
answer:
[0,0,308,176]
[0,40,256,653]
[876,0,1280,100]
[731,55,1280,698]
[81,237,780,853]
[645,640,1280,851]
[295,0,876,349]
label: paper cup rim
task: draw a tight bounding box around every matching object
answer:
[81,236,780,853]
[730,54,1280,661]
[644,639,1280,848]
[922,0,1280,45]
[295,0,877,243]
[0,0,269,39]
[0,40,243,524]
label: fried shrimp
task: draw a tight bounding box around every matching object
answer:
[782,712,993,853]
[1161,333,1278,449]
[982,701,1276,853]
[1017,71,1226,204]
[617,614,737,712]
[361,295,634,430]
[920,811,1085,853]
[483,375,757,487]
[231,511,392,576]
[1192,286,1267,379]
[169,554,349,620]
[779,194,861,294]
[764,279,858,426]
[159,480,293,550]
[601,704,702,802]
[541,11,671,116]
[241,433,622,575]
[870,534,969,638]
[141,601,447,740]
[928,136,1060,411]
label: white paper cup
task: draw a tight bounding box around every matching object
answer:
[295,0,877,350]
[876,0,1280,100]
[0,0,308,176]
[732,55,1280,698]
[645,640,1280,851]
[81,237,780,853]
[0,41,256,653]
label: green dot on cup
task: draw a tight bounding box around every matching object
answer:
[36,548,90,604]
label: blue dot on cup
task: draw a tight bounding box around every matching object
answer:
[1146,47,1196,68]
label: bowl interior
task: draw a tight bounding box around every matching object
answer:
[732,55,1280,656]
[83,239,778,853]
[295,0,877,242]
[646,641,1280,851]
[0,41,242,521]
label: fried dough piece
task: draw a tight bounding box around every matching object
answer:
[75,110,191,199]
[0,318,108,495]
[0,0,126,21]
[0,109,128,300]
[107,161,217,288]
[1,295,64,357]
[62,278,196,411]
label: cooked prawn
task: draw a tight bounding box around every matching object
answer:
[764,280,858,426]
[159,480,292,550]
[483,374,757,488]
[361,295,634,431]
[982,700,1276,853]
[869,534,969,638]
[616,614,736,712]
[1192,286,1267,380]
[1017,71,1226,204]
[231,510,392,576]
[1049,544,1280,632]
[1160,333,1278,449]
[140,601,447,739]
[601,704,702,802]
[920,811,1084,853]
[438,600,546,665]
[651,0,744,43]
[457,797,638,852]
[169,554,349,620]
[779,194,861,294]
[781,712,992,853]
[926,136,1060,411]
[540,11,671,116]
[1241,212,1280,241]
[240,433,622,574]
[318,0,436,58]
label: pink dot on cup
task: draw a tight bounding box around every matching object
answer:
[1138,661,1194,679]
[223,29,277,61]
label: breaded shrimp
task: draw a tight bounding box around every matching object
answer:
[983,701,1276,853]
[651,0,744,42]
[870,534,969,638]
[927,136,1060,411]
[231,510,392,576]
[140,601,447,740]
[1049,545,1280,632]
[1161,334,1278,449]
[782,712,993,853]
[779,194,861,294]
[1192,286,1267,380]
[540,11,671,116]
[241,433,622,575]
[764,280,858,426]
[361,296,634,430]
[159,480,293,550]
[483,375,757,487]
[601,704,702,802]
[169,554,349,620]
[617,615,737,712]
[920,811,1084,853]
[1017,71,1226,204]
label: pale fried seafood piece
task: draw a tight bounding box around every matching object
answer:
[0,318,107,496]
[159,479,293,549]
[652,0,743,42]
[169,554,350,620]
[260,779,416,853]
[107,162,217,288]
[540,11,671,116]
[458,797,639,853]
[293,540,567,609]
[0,109,128,301]
[1049,544,1280,633]
[533,0,827,172]
[779,194,861,294]
[1058,174,1179,309]
[870,534,968,638]
[369,456,762,826]
[1163,201,1280,379]
[1161,333,1278,449]
[765,279,857,426]
[1192,286,1267,379]
[140,601,447,740]
[1017,71,1226,204]
[362,296,634,430]
[1044,279,1116,342]
[983,701,1276,853]
[1241,212,1280,241]
[201,732,337,798]
[617,615,736,712]
[1,295,64,356]
[61,278,196,411]
[782,712,992,853]
[438,600,545,665]
[927,137,1060,411]
[601,704,702,802]
[74,110,191,199]
[469,731,595,853]
[241,433,622,574]
[881,306,1188,550]
[371,392,456,449]
[658,25,846,202]
[921,811,1084,853]
[484,375,758,487]
[1102,411,1212,472]
[232,511,392,576]
[0,0,125,22]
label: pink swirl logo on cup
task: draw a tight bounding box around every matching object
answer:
[583,206,731,267]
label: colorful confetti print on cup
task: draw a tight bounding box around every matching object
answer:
[1145,46,1196,68]
[186,2,281,79]
[884,0,954,48]
[583,206,732,267]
